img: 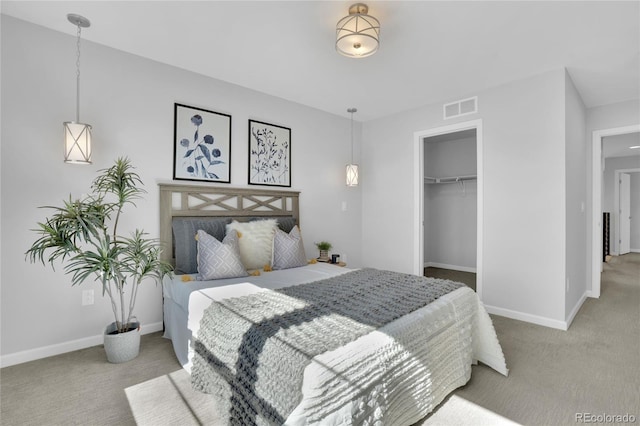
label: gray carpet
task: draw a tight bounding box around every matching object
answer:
[420,253,640,425]
[1,254,638,425]
[424,267,476,291]
[0,332,180,426]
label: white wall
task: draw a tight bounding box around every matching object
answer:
[564,70,587,323]
[585,100,640,293]
[603,156,640,253]
[362,69,568,327]
[0,16,363,363]
[424,135,477,270]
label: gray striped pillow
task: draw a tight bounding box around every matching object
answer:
[196,230,248,280]
[272,226,308,270]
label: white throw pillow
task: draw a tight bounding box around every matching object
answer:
[226,219,278,270]
[196,229,248,280]
[272,226,308,270]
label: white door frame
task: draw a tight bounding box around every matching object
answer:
[414,119,483,299]
[591,124,640,298]
[615,169,639,254]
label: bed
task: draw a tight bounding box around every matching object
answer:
[159,183,507,425]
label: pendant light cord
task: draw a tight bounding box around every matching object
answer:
[348,107,357,163]
[75,24,82,123]
[350,110,354,164]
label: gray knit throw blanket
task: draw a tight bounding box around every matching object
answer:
[192,268,464,426]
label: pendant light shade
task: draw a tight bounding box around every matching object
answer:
[64,121,92,164]
[346,108,359,187]
[346,164,359,187]
[64,13,92,164]
[336,3,380,58]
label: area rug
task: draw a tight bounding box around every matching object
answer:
[126,371,520,425]
[125,369,222,425]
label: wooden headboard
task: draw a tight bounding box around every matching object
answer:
[158,183,300,265]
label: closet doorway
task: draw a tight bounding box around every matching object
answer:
[424,129,477,289]
[413,120,483,298]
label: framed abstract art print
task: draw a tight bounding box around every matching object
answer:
[248,119,291,187]
[174,103,231,183]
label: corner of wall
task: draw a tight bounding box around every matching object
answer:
[563,67,588,320]
[565,292,588,329]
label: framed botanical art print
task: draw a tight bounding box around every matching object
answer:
[248,120,291,187]
[173,103,231,183]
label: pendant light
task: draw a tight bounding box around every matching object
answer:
[63,14,92,164]
[336,3,380,58]
[346,108,359,187]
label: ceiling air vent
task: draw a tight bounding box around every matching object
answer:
[443,96,478,120]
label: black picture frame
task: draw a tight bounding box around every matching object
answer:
[248,120,291,187]
[173,103,231,183]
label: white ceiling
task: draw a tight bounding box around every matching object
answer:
[2,1,639,121]
[603,132,640,159]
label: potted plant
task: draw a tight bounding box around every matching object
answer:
[26,157,172,363]
[315,241,332,262]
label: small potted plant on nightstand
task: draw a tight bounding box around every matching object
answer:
[315,241,332,262]
[26,157,173,363]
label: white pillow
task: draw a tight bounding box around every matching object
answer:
[272,226,308,270]
[226,219,278,270]
[196,229,248,280]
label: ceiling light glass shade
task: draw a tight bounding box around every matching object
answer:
[336,3,380,58]
[346,164,359,186]
[64,121,92,164]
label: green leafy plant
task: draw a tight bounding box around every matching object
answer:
[315,241,332,251]
[26,157,173,333]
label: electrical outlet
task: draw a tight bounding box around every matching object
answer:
[565,277,570,293]
[82,289,94,306]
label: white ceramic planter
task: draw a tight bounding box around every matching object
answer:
[319,250,330,262]
[103,320,140,363]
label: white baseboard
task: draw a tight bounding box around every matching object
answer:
[613,249,640,255]
[586,290,598,298]
[0,322,163,368]
[565,293,587,329]
[423,262,477,273]
[484,304,567,330]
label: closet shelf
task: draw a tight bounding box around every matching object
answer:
[424,174,477,184]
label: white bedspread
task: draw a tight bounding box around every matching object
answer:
[287,287,507,425]
[163,263,353,368]
[163,264,507,425]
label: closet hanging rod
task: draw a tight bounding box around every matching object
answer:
[424,174,477,184]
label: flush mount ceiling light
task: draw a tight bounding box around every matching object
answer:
[63,13,92,164]
[346,108,359,186]
[336,3,380,58]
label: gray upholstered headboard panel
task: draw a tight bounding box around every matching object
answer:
[159,183,300,271]
[172,217,231,274]
[171,216,298,274]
